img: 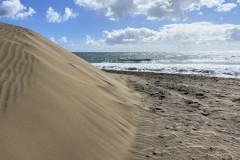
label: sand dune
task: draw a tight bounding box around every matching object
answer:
[0,23,141,160]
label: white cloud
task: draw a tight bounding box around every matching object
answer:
[46,7,78,23]
[227,27,240,41]
[198,11,203,15]
[62,8,77,21]
[86,35,102,46]
[74,0,236,21]
[87,22,240,46]
[50,37,58,43]
[0,0,36,19]
[215,3,237,12]
[102,27,158,44]
[15,7,36,19]
[58,36,67,43]
[50,36,69,43]
[46,7,61,23]
[199,0,224,8]
[237,0,240,3]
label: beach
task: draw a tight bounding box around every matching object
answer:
[105,70,240,160]
[1,22,240,160]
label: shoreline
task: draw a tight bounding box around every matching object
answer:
[105,70,240,159]
[103,69,240,80]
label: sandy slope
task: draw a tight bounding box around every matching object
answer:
[0,23,141,160]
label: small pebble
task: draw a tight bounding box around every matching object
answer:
[186,109,194,112]
[153,151,157,155]
[145,154,150,158]
[202,112,209,116]
[155,106,162,110]
[185,100,193,104]
[197,119,204,123]
[174,117,179,120]
[192,126,199,131]
[196,93,204,96]
[159,135,164,138]
[191,105,200,109]
[223,139,229,142]
[207,123,212,126]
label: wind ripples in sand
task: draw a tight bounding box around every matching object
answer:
[0,26,37,111]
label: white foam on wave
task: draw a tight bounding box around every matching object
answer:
[93,62,240,78]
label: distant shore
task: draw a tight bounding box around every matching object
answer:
[105,70,240,160]
[104,69,240,79]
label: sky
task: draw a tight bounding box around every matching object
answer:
[0,0,240,52]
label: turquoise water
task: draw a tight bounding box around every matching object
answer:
[73,51,240,78]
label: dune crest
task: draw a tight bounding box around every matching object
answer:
[0,23,140,160]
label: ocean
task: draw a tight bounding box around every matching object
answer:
[73,51,240,78]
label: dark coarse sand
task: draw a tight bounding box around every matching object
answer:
[105,70,240,160]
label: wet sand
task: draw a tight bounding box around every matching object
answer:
[105,70,240,160]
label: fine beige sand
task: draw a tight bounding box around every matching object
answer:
[106,70,240,160]
[0,23,142,160]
